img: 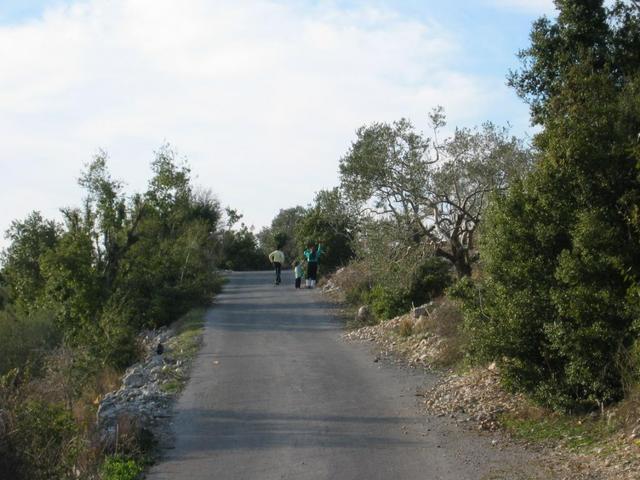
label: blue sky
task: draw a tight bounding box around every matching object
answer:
[0,0,555,246]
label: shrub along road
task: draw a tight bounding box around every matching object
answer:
[147,271,548,480]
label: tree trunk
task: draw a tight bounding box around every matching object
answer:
[454,256,472,278]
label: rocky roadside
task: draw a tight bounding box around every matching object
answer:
[342,307,640,480]
[96,311,205,456]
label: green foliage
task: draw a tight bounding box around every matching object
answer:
[218,224,270,271]
[296,188,355,271]
[1,211,61,313]
[39,217,103,345]
[100,456,144,480]
[0,148,233,477]
[459,1,640,410]
[359,257,452,321]
[1,399,79,480]
[408,256,453,307]
[258,207,307,265]
[0,309,60,375]
[339,111,531,278]
[364,284,411,320]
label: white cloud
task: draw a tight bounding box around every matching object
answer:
[0,0,528,247]
[486,0,555,14]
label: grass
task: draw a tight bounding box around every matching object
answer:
[500,408,618,452]
[158,308,206,395]
[171,308,206,360]
[160,379,181,394]
[396,317,414,337]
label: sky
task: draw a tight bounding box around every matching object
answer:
[0,0,557,247]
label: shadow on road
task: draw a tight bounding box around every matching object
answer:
[175,408,424,452]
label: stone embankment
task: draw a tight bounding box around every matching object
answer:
[97,326,195,450]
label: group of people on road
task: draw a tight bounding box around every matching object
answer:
[268,241,322,288]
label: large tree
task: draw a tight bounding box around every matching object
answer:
[461,0,640,409]
[1,212,61,314]
[339,110,532,277]
[257,206,307,264]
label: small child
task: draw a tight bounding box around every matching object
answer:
[293,260,304,289]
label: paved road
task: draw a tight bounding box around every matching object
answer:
[148,271,543,480]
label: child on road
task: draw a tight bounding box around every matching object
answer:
[293,260,304,289]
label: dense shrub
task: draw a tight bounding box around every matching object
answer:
[407,257,453,307]
[0,397,79,480]
[0,310,61,375]
[364,284,411,320]
[0,147,227,478]
[455,1,640,410]
[217,225,270,271]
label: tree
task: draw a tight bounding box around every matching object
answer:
[461,0,640,409]
[1,212,61,313]
[257,206,307,264]
[296,188,356,270]
[339,110,532,277]
[218,224,269,271]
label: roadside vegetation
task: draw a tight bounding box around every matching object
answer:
[0,147,263,479]
[265,1,640,476]
[2,1,639,478]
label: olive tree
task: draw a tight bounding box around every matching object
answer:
[339,109,532,277]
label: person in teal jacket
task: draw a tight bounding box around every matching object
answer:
[303,241,322,288]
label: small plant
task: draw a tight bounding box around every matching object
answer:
[100,455,144,480]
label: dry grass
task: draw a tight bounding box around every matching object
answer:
[420,298,463,338]
[416,298,465,366]
[397,317,414,337]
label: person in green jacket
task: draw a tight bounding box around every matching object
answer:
[303,241,322,288]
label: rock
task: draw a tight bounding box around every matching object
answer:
[122,366,145,388]
[356,305,372,323]
[413,305,428,318]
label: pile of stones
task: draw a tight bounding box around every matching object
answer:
[97,327,183,450]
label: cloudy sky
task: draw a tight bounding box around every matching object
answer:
[0,0,556,246]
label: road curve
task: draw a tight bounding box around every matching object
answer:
[147,271,543,480]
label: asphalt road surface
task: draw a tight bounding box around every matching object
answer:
[147,271,544,480]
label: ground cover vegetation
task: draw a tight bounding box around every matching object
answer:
[0,146,261,479]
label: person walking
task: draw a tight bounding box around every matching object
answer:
[293,260,304,289]
[303,241,322,288]
[268,246,285,285]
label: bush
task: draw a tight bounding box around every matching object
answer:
[364,284,411,320]
[100,455,144,480]
[1,399,79,480]
[407,256,453,306]
[466,0,640,411]
[0,310,60,375]
[454,170,640,410]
